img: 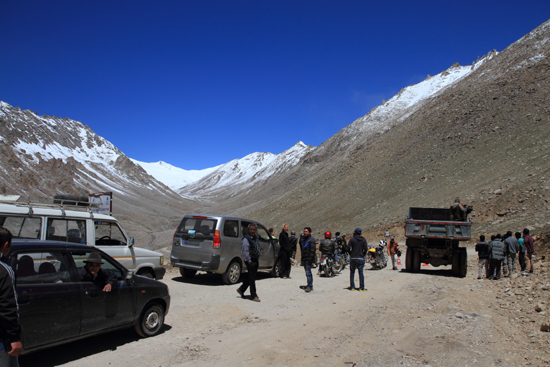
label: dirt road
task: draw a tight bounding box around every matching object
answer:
[20,251,550,367]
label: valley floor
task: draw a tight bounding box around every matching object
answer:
[20,250,550,367]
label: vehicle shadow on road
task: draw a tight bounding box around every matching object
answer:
[171,271,275,286]
[18,325,172,367]
[400,268,459,278]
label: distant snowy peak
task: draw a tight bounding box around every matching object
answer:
[130,159,220,190]
[328,54,498,148]
[177,140,314,197]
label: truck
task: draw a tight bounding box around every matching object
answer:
[404,207,472,277]
[0,195,166,279]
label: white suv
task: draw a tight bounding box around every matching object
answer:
[0,200,165,279]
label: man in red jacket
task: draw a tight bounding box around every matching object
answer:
[523,228,535,274]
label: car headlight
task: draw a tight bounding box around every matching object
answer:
[160,256,164,266]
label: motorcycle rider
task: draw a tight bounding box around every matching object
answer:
[318,231,336,276]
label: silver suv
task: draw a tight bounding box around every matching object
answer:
[170,214,281,284]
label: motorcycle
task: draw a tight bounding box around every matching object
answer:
[318,253,336,277]
[334,249,349,274]
[368,241,388,270]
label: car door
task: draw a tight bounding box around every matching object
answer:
[69,249,136,335]
[10,249,81,350]
[255,224,275,268]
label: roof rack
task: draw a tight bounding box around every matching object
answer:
[0,195,100,214]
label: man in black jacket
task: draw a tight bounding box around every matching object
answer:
[0,228,23,365]
[348,228,368,291]
[279,224,292,279]
[475,235,489,279]
[300,227,316,292]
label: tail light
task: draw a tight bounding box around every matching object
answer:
[213,230,221,249]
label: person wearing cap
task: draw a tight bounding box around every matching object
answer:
[347,228,368,291]
[387,236,400,270]
[78,252,117,292]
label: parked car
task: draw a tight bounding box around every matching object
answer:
[0,199,165,279]
[170,214,282,284]
[6,240,170,354]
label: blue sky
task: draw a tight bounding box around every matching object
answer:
[1,1,548,170]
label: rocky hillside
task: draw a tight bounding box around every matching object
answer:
[0,103,198,249]
[242,19,550,241]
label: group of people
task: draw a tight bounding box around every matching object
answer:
[236,224,401,301]
[475,228,536,280]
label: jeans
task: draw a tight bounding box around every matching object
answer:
[519,252,526,272]
[350,258,365,290]
[304,261,313,288]
[0,350,19,367]
[503,253,517,275]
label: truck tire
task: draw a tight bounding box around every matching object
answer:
[412,249,421,273]
[222,260,241,285]
[459,247,467,278]
[405,248,413,271]
[451,250,460,276]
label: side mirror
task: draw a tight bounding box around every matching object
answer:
[125,271,134,282]
[129,238,134,247]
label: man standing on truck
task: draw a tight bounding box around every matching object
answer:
[347,228,368,291]
[299,227,316,293]
[0,228,23,366]
[450,197,466,221]
[237,224,261,302]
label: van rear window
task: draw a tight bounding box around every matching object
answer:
[177,218,217,236]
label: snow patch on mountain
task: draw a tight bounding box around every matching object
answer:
[131,160,220,190]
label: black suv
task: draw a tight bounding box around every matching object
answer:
[6,240,170,354]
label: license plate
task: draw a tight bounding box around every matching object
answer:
[186,239,200,245]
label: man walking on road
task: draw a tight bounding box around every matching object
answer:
[237,224,261,302]
[299,227,316,292]
[348,228,368,291]
[0,228,23,366]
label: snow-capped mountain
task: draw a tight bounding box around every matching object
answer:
[179,141,313,199]
[131,159,221,190]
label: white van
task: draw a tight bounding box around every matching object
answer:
[0,200,165,279]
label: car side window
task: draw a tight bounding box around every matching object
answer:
[10,251,73,285]
[70,251,124,281]
[94,221,127,246]
[46,218,86,244]
[0,216,41,239]
[223,220,238,238]
[256,225,270,243]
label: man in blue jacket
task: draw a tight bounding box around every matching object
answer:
[348,228,369,291]
[299,227,316,293]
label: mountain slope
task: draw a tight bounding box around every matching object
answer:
[0,103,197,249]
[243,20,550,239]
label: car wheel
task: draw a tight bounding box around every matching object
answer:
[137,269,154,279]
[222,260,241,285]
[135,303,165,337]
[179,268,197,278]
[271,257,282,278]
